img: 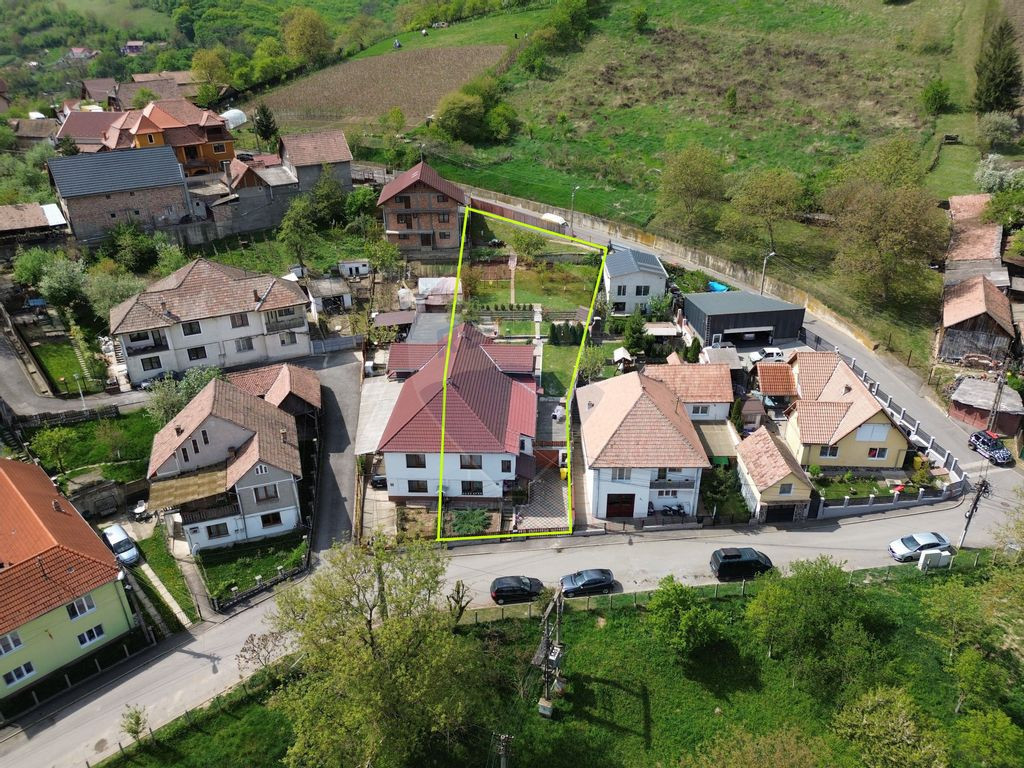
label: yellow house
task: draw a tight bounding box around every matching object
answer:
[0,460,134,701]
[783,351,908,470]
[737,426,814,523]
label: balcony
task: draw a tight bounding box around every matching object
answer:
[265,315,306,333]
[125,341,170,356]
[651,478,695,490]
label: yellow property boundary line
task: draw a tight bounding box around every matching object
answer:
[436,207,609,542]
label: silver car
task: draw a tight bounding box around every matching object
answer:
[888,531,950,563]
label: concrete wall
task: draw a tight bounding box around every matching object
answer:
[686,402,730,421]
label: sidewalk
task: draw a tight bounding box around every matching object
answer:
[168,534,221,623]
[138,563,193,628]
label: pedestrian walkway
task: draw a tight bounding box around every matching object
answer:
[168,534,220,622]
[138,563,193,628]
[124,570,169,637]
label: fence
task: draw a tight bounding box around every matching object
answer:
[17,404,120,430]
[311,334,363,355]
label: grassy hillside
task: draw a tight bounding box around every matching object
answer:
[63,0,173,33]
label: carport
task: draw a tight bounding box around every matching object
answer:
[354,376,404,455]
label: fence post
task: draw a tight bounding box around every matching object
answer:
[741,580,746,597]
[633,593,637,607]
[714,583,719,599]
[973,552,980,568]
[885,565,891,582]
[848,571,854,586]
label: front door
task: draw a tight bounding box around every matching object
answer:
[420,233,432,247]
[606,493,635,518]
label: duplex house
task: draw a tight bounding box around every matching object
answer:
[576,372,710,518]
[602,246,667,315]
[377,324,537,502]
[378,161,467,251]
[0,460,135,701]
[736,426,814,523]
[48,146,197,242]
[147,377,306,551]
[783,351,909,470]
[110,258,311,384]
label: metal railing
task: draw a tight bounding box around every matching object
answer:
[265,315,306,333]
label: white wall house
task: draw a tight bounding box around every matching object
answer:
[381,449,528,501]
[582,466,702,518]
[602,245,668,315]
[111,258,311,384]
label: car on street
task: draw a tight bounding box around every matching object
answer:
[709,547,774,581]
[101,523,140,566]
[888,531,951,562]
[968,430,1014,465]
[749,347,785,363]
[559,569,614,598]
[489,576,544,604]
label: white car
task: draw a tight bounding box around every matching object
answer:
[888,531,951,563]
[749,347,785,363]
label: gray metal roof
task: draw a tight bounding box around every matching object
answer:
[604,245,667,278]
[684,290,802,314]
[48,146,185,198]
[407,312,457,344]
[951,377,1024,414]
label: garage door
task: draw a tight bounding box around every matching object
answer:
[606,493,635,518]
[764,504,796,523]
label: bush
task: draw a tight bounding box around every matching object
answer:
[452,508,490,536]
[808,464,822,479]
[920,78,951,115]
[978,112,1018,150]
[842,470,855,485]
[630,7,648,33]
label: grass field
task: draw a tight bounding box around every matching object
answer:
[136,524,199,624]
[27,410,158,477]
[517,263,599,310]
[197,533,307,602]
[32,340,103,394]
[542,340,618,396]
[64,0,172,33]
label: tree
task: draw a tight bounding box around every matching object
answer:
[577,344,606,383]
[833,135,924,190]
[978,111,1017,151]
[278,196,318,269]
[94,420,127,461]
[84,271,146,321]
[366,239,402,281]
[833,687,947,768]
[282,7,332,67]
[106,222,160,274]
[646,576,726,656]
[146,367,222,425]
[252,103,279,153]
[345,186,378,221]
[658,145,726,233]
[120,704,148,744]
[341,13,385,52]
[131,87,159,109]
[486,102,520,142]
[12,246,52,286]
[309,167,347,228]
[952,646,1006,714]
[974,18,1022,114]
[623,308,648,356]
[39,258,86,309]
[31,427,76,475]
[55,136,80,156]
[459,266,481,301]
[920,576,992,663]
[192,47,229,84]
[680,726,822,768]
[729,397,743,433]
[436,91,489,144]
[921,78,951,115]
[250,37,295,83]
[723,168,802,252]
[509,229,546,266]
[0,124,16,151]
[155,242,190,276]
[953,710,1024,768]
[685,336,702,363]
[270,539,491,768]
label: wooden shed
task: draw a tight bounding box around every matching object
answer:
[939,276,1015,362]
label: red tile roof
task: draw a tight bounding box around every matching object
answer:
[756,362,797,396]
[482,345,536,374]
[737,426,808,492]
[378,324,536,453]
[280,130,352,166]
[226,363,322,410]
[0,460,120,635]
[788,351,886,444]
[377,161,467,207]
[643,363,733,403]
[942,275,1014,334]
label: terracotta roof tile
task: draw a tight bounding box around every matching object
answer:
[756,362,797,396]
[643,363,733,403]
[387,343,443,374]
[942,275,1014,335]
[226,363,322,410]
[737,426,808,491]
[280,130,352,166]
[789,351,886,444]
[378,161,467,207]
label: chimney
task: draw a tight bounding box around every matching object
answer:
[843,384,852,394]
[280,428,287,443]
[586,401,594,410]
[253,289,260,302]
[160,300,168,314]
[52,499,64,514]
[227,446,236,458]
[174,424,183,436]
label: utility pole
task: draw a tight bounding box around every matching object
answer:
[533,589,565,717]
[760,250,775,296]
[986,354,1011,431]
[569,185,580,237]
[958,478,990,550]
[495,733,513,768]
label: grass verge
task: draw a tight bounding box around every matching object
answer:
[136,524,199,624]
[132,568,184,638]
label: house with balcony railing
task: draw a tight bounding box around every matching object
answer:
[110,258,311,384]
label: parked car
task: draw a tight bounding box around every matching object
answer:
[888,531,951,562]
[490,576,544,605]
[749,347,785,363]
[559,569,614,598]
[709,547,773,581]
[101,523,140,566]
[968,430,1014,465]
[370,475,388,490]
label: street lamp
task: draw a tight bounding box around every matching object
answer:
[760,250,775,296]
[72,373,85,411]
[569,185,581,237]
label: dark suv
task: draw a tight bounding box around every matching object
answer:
[710,547,773,581]
[968,430,1013,465]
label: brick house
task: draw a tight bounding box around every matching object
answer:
[47,146,198,243]
[377,161,467,251]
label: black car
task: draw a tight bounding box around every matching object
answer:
[490,576,544,605]
[968,430,1013,465]
[369,475,388,490]
[709,547,773,581]
[559,569,614,598]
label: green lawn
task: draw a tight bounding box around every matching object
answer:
[498,319,546,336]
[813,477,888,500]
[27,410,159,479]
[197,533,307,602]
[32,340,103,394]
[132,567,184,638]
[136,524,199,624]
[202,230,373,277]
[543,340,619,395]
[64,0,172,32]
[515,263,600,310]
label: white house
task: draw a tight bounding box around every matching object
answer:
[602,245,668,315]
[338,259,370,277]
[110,259,311,384]
[377,324,537,502]
[147,375,310,551]
[576,372,710,519]
[644,362,734,421]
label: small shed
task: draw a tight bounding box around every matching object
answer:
[682,291,804,346]
[949,378,1024,436]
[939,276,1015,362]
[307,275,352,313]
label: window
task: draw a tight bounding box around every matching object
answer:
[819,445,839,458]
[657,490,678,498]
[635,285,650,296]
[187,346,207,361]
[616,285,626,296]
[66,594,96,620]
[501,459,512,473]
[191,438,200,454]
[260,512,282,528]
[3,662,34,686]
[856,424,890,442]
[691,405,710,416]
[230,313,249,328]
[612,468,631,481]
[128,332,149,343]
[395,195,410,208]
[280,332,297,346]
[130,191,135,197]
[206,522,229,539]
[213,142,226,154]
[779,483,793,496]
[396,213,409,224]
[181,447,189,463]
[132,209,140,216]
[110,212,116,219]
[146,134,154,144]
[439,232,451,240]
[0,631,22,657]
[141,356,162,371]
[405,454,426,468]
[408,480,428,493]
[460,454,482,470]
[254,464,268,475]
[436,194,448,203]
[868,447,889,460]
[519,438,526,452]
[77,624,105,647]
[438,213,449,223]
[461,480,483,495]
[235,337,254,353]
[201,429,209,445]
[182,321,201,336]
[105,194,111,199]
[399,234,409,240]
[254,484,279,502]
[277,307,296,317]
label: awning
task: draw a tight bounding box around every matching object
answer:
[354,376,404,454]
[724,325,773,334]
[149,465,227,510]
[695,421,738,459]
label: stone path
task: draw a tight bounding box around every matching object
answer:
[138,563,192,628]
[124,570,169,637]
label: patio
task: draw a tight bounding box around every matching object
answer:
[513,465,570,532]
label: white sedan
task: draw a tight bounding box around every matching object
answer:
[888,531,951,563]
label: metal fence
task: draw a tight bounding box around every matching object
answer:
[17,404,120,430]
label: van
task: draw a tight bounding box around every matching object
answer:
[709,547,772,581]
[102,523,140,566]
